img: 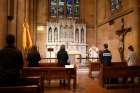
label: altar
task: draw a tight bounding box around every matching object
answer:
[68,51,81,67]
[46,19,87,65]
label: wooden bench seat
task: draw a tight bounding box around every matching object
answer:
[0,85,39,93]
[0,76,42,93]
[99,64,140,89]
[105,83,140,89]
[39,62,77,89]
[23,66,77,89]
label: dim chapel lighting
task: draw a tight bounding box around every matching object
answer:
[37,26,45,32]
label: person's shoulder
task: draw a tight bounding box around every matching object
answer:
[108,50,111,53]
[57,50,61,53]
[57,51,61,55]
[10,47,22,54]
[0,48,3,54]
[64,51,68,54]
[106,49,111,52]
[103,49,111,53]
[0,47,21,55]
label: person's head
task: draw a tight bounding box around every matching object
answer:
[128,45,134,51]
[60,44,65,51]
[104,43,108,49]
[6,34,15,45]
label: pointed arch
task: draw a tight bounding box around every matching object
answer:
[75,28,79,42]
[48,27,52,42]
[81,27,84,43]
[54,27,58,42]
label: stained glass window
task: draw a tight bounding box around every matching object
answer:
[49,0,80,18]
[74,0,80,17]
[50,0,57,17]
[111,0,121,11]
[59,0,64,18]
[66,0,73,17]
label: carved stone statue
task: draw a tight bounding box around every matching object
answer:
[116,18,131,62]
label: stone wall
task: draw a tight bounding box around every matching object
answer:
[96,0,140,61]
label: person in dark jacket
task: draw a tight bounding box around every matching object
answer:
[101,43,115,84]
[0,34,23,86]
[57,45,69,67]
[57,45,69,85]
[27,45,41,67]
[101,43,112,66]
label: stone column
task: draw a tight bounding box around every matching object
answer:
[0,0,8,48]
[73,24,76,43]
[52,25,54,42]
[79,25,81,43]
[58,24,60,42]
[84,24,86,43]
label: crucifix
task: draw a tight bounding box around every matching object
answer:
[116,18,131,62]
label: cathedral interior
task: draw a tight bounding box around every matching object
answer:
[1,0,140,63]
[0,0,140,92]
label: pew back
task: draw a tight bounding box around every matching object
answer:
[89,62,127,78]
[39,63,58,67]
[0,85,39,93]
[23,66,77,89]
[100,64,140,88]
[103,65,140,78]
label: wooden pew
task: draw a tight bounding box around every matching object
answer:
[22,71,44,93]
[0,85,39,93]
[0,76,42,93]
[110,61,127,66]
[88,61,100,78]
[39,62,58,67]
[99,64,140,89]
[23,66,77,89]
[89,61,127,78]
[39,62,77,89]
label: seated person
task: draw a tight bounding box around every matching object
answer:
[27,45,41,67]
[0,34,39,86]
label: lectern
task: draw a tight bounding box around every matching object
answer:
[47,48,54,63]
